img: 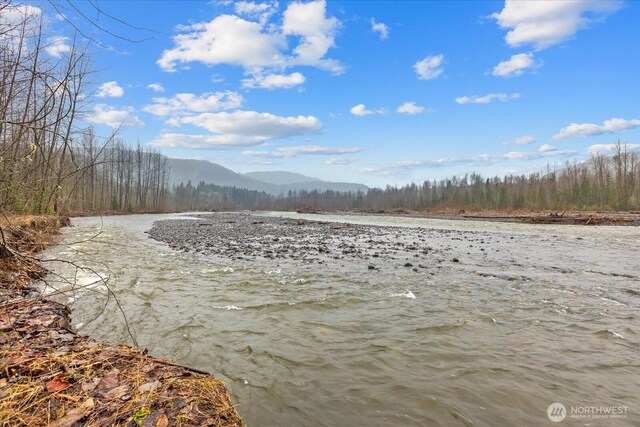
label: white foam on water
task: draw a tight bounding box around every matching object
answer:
[391,289,416,299]
[608,330,624,339]
[212,305,243,311]
[201,267,235,274]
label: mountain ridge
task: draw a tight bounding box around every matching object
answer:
[168,158,368,196]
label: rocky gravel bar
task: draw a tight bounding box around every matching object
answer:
[146,212,498,272]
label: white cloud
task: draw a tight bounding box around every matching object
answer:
[283,0,342,73]
[85,105,144,128]
[349,104,386,117]
[350,104,373,116]
[492,0,623,50]
[505,135,536,145]
[243,145,361,158]
[0,4,41,42]
[371,18,389,39]
[538,144,556,152]
[362,147,575,176]
[158,0,342,74]
[45,36,71,58]
[242,72,305,89]
[96,81,124,98]
[492,52,540,77]
[587,143,640,155]
[554,118,640,140]
[147,83,165,93]
[152,133,261,149]
[326,157,356,165]
[397,101,425,115]
[144,91,243,116]
[234,1,278,24]
[455,93,520,104]
[414,55,444,80]
[152,111,322,149]
[158,15,286,72]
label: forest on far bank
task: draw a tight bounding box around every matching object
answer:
[172,144,640,213]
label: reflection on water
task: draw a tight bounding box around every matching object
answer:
[40,212,640,426]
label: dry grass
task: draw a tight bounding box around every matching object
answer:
[0,216,243,426]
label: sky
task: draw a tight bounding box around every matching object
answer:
[16,0,640,187]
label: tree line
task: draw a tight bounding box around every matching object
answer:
[273,144,639,212]
[0,3,169,215]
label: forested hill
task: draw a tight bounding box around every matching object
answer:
[167,158,369,196]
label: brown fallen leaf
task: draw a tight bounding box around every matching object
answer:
[50,398,94,427]
[155,413,169,427]
[97,374,119,391]
[51,346,70,357]
[138,380,160,393]
[141,363,157,373]
[102,384,129,399]
[47,377,72,393]
[81,377,100,392]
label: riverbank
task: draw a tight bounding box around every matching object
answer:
[297,208,640,226]
[0,216,242,426]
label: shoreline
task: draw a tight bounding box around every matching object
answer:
[0,216,243,426]
[66,207,640,226]
[293,208,640,226]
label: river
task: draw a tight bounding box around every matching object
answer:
[39,212,640,426]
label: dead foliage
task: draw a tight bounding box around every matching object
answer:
[0,216,243,426]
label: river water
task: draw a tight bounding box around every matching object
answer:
[40,212,639,426]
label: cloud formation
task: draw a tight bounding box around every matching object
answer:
[158,0,342,74]
[144,91,244,116]
[96,81,124,98]
[152,111,322,149]
[242,72,305,89]
[147,83,165,93]
[492,0,623,50]
[234,1,278,24]
[85,105,144,128]
[0,4,41,42]
[505,135,536,145]
[397,101,425,115]
[350,103,386,116]
[455,93,520,104]
[492,53,540,77]
[371,18,389,39]
[326,157,356,165]
[45,36,71,58]
[554,118,640,140]
[362,146,574,176]
[414,54,444,80]
[283,0,342,73]
[242,145,361,158]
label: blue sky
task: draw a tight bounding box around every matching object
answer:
[27,0,640,186]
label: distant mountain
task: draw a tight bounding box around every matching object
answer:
[168,158,267,190]
[168,158,368,196]
[244,171,319,186]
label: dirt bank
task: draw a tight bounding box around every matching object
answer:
[0,216,242,426]
[305,208,640,226]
